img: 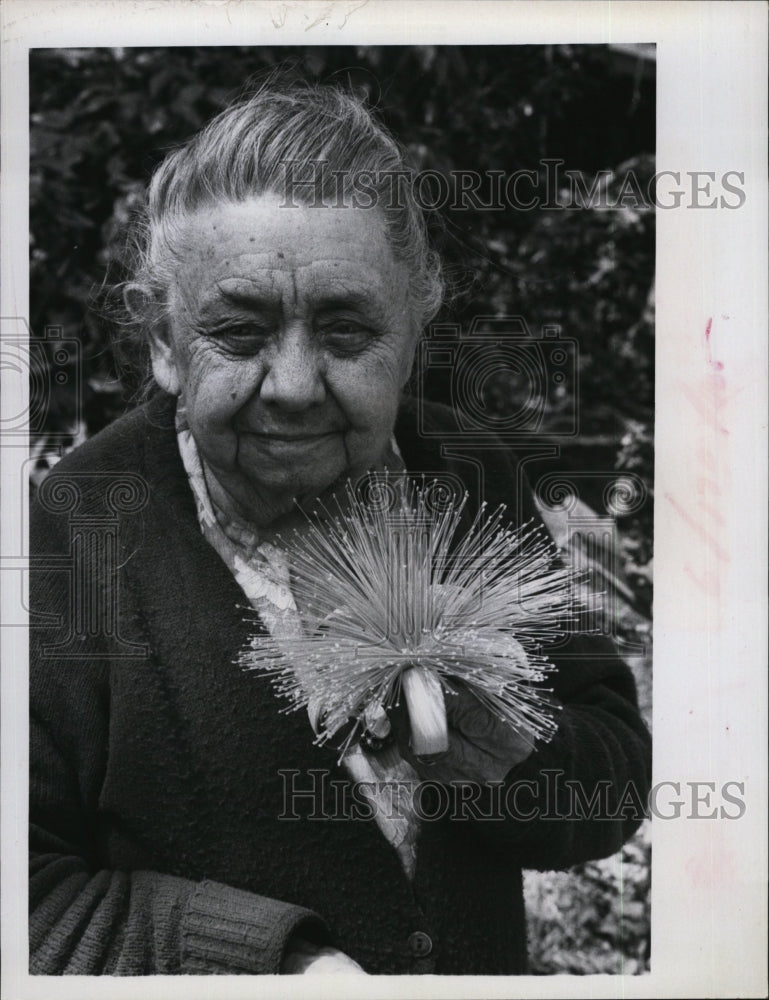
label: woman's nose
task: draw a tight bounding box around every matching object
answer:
[258,325,326,411]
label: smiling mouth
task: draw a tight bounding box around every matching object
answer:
[242,430,340,442]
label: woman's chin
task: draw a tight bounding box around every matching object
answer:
[238,471,346,524]
[226,438,393,525]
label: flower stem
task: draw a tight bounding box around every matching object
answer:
[402,667,449,756]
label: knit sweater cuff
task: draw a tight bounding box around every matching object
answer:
[180,879,328,974]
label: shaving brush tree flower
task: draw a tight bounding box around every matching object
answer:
[240,474,585,762]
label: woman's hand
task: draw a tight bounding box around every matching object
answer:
[281,937,368,974]
[391,684,538,785]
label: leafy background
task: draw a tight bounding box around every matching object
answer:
[29,44,654,974]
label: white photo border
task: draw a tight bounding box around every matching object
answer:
[2,2,766,998]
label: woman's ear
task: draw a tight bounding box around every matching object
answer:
[399,324,422,391]
[124,283,181,396]
[146,323,182,397]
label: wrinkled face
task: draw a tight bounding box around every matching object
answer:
[150,195,417,525]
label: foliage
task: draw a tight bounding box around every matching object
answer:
[29,44,655,460]
[525,592,652,975]
[524,820,652,975]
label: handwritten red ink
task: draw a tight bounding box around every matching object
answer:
[665,492,730,563]
[705,316,724,372]
[668,319,733,606]
[679,383,730,437]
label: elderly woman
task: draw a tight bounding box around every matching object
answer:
[29,82,651,976]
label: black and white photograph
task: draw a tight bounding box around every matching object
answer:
[1,3,766,998]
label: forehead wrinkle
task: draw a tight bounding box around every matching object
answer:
[198,270,394,315]
[174,213,405,321]
[193,280,280,319]
[205,247,396,284]
[304,264,395,307]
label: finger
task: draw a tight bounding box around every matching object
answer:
[389,684,533,781]
[444,686,509,744]
[444,686,537,764]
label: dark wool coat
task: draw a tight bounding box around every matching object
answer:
[29,392,651,975]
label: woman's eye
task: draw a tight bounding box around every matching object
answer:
[210,326,270,355]
[319,321,373,353]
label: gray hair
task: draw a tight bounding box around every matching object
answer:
[124,80,444,354]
